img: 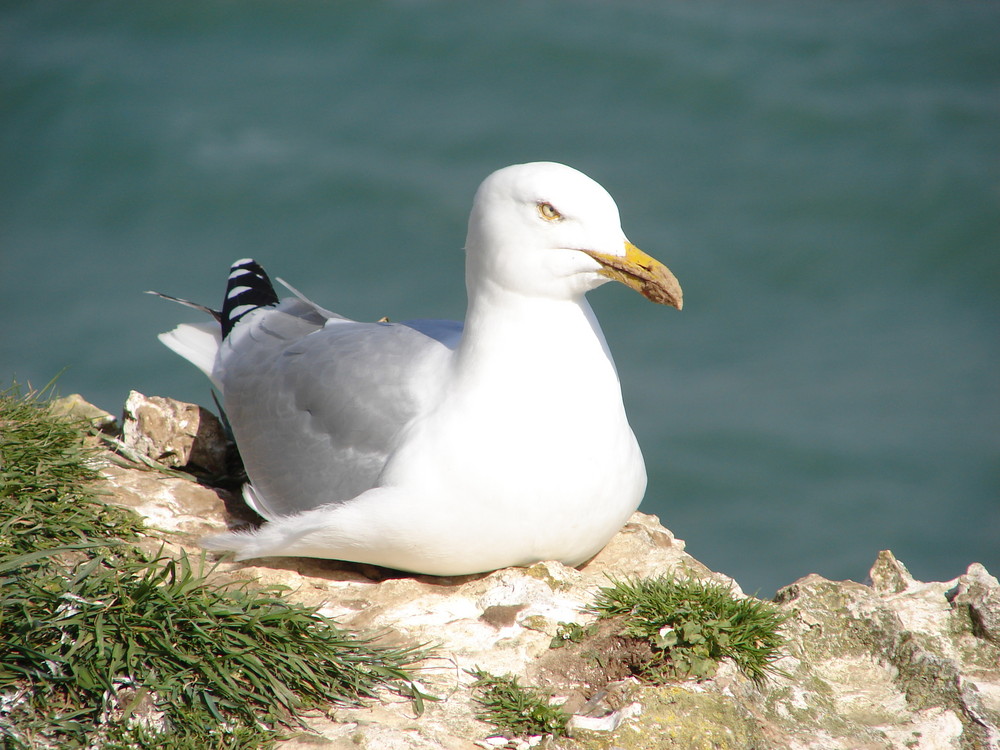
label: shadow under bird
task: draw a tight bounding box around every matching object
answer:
[155,161,682,575]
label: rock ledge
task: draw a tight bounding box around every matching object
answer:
[82,393,1000,750]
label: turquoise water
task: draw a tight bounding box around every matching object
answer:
[3,0,998,595]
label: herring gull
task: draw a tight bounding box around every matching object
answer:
[156,161,682,575]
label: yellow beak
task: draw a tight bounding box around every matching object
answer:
[582,241,683,310]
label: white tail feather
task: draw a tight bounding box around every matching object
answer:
[157,322,222,387]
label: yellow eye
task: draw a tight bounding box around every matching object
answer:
[537,202,563,221]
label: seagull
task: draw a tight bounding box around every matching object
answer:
[156,162,682,576]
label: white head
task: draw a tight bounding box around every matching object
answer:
[464,162,682,308]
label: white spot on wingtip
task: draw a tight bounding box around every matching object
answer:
[226,285,252,300]
[228,303,258,320]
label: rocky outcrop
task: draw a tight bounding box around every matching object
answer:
[71,393,1000,749]
[120,391,230,478]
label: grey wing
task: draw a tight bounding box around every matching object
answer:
[217,299,461,519]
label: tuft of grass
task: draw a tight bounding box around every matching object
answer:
[2,550,428,748]
[0,384,428,749]
[588,575,787,684]
[468,668,568,739]
[0,384,145,557]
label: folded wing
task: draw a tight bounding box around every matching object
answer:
[160,287,462,520]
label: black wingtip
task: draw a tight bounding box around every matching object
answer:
[221,258,279,338]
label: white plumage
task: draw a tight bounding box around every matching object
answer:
[158,162,682,575]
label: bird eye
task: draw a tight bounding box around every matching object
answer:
[537,202,563,221]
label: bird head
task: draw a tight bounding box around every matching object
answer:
[464,162,682,310]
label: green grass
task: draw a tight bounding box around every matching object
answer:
[468,668,568,739]
[0,384,145,556]
[589,575,788,684]
[549,621,598,649]
[0,384,427,749]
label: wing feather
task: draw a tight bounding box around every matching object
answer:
[217,300,460,517]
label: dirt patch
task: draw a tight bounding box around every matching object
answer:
[531,617,658,714]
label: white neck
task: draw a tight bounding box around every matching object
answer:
[454,282,620,398]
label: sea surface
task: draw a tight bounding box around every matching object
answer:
[3,0,998,596]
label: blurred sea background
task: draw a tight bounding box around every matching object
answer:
[2,0,997,596]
